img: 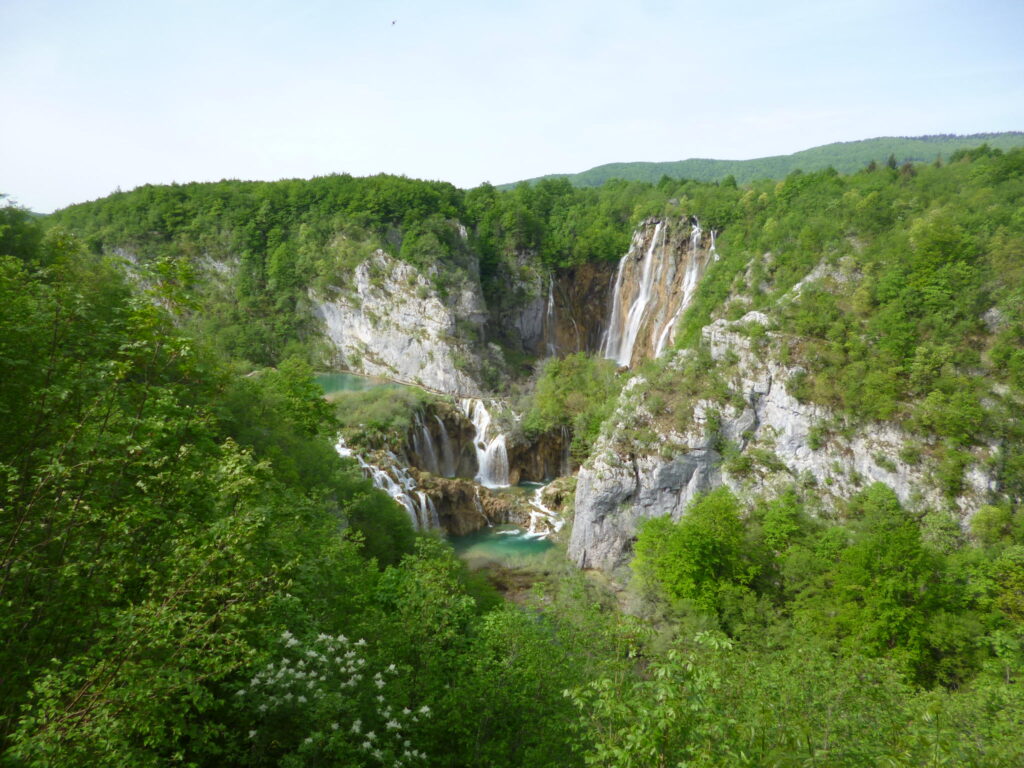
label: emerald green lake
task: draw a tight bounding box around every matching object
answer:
[449,525,554,567]
[315,372,399,395]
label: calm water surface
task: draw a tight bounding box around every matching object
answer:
[449,525,554,566]
[315,372,400,395]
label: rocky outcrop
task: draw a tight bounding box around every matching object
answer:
[312,249,486,396]
[569,448,722,571]
[569,312,1000,572]
[416,475,531,536]
[551,262,619,355]
[569,369,710,571]
[489,257,618,359]
[404,403,478,479]
[486,253,551,357]
[506,427,574,484]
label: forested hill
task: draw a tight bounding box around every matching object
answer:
[506,132,1024,188]
[4,142,1024,766]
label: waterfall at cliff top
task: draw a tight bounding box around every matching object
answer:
[460,398,510,488]
[654,220,705,358]
[545,278,557,357]
[603,221,665,367]
[334,436,438,530]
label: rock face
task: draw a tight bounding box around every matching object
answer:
[569,448,722,571]
[506,427,573,485]
[489,257,618,359]
[551,262,619,355]
[312,249,486,396]
[310,218,685,398]
[569,313,999,572]
[486,252,552,358]
[416,475,530,536]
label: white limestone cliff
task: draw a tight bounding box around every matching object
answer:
[312,249,486,396]
[569,312,999,572]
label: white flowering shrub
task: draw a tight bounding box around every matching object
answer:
[237,630,430,767]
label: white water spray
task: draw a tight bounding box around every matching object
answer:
[526,484,565,538]
[460,398,510,488]
[334,436,438,530]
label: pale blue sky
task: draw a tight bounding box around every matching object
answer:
[2,0,1022,212]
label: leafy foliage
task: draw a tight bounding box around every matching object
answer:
[4,140,1024,765]
[523,353,622,461]
[633,489,756,613]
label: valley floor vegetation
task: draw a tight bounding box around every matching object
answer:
[2,144,1023,766]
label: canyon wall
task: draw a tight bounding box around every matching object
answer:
[312,249,487,396]
[569,313,999,572]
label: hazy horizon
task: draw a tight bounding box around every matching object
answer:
[3,0,1023,212]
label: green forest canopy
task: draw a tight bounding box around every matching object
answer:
[3,143,1024,765]
[505,132,1024,188]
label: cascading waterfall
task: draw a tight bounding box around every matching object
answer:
[473,488,492,526]
[599,231,636,359]
[653,311,677,359]
[603,221,665,367]
[460,398,509,488]
[433,414,456,477]
[410,412,440,475]
[334,436,438,530]
[416,491,441,529]
[526,485,565,538]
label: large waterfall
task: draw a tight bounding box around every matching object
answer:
[602,221,665,366]
[460,398,510,488]
[334,437,439,529]
[602,218,715,367]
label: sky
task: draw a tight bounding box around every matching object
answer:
[2,0,1023,212]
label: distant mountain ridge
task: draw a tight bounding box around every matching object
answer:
[503,132,1024,188]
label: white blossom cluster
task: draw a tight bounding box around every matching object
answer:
[239,629,431,765]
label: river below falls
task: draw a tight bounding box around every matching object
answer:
[318,373,561,570]
[449,524,555,565]
[448,482,560,573]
